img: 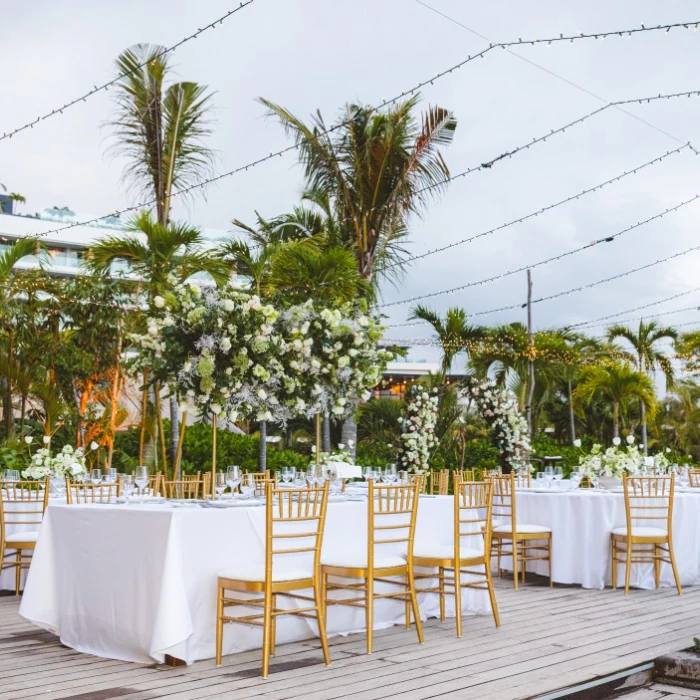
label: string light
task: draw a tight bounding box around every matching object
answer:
[16,25,700,242]
[379,192,700,308]
[388,143,691,267]
[567,303,700,331]
[0,1,258,144]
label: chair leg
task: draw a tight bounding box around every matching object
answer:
[548,536,553,587]
[320,572,328,630]
[438,567,445,622]
[365,576,374,654]
[407,568,424,644]
[668,539,683,596]
[313,576,331,666]
[624,540,633,595]
[654,545,660,590]
[454,565,463,638]
[611,538,617,590]
[261,589,273,678]
[15,550,21,596]
[521,541,527,583]
[497,538,503,578]
[215,587,225,666]
[270,594,277,657]
[512,538,519,590]
[485,561,500,628]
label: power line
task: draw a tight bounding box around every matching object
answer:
[393,143,691,267]
[17,22,700,242]
[379,192,700,308]
[0,1,259,144]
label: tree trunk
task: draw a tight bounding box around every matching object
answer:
[19,395,26,438]
[5,329,13,436]
[568,379,576,444]
[154,383,168,478]
[258,421,267,473]
[341,412,357,462]
[613,402,620,438]
[169,396,179,467]
[322,414,331,453]
[640,401,648,454]
[138,368,150,464]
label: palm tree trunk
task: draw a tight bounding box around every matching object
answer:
[613,402,620,438]
[259,421,267,473]
[169,396,179,467]
[138,368,150,464]
[154,383,168,478]
[640,401,648,455]
[568,379,576,444]
[341,412,357,461]
[322,414,331,453]
[5,328,13,436]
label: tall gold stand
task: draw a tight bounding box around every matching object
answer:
[211,412,217,500]
[315,414,321,467]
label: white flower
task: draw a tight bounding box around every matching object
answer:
[210,404,222,415]
[338,443,345,450]
[223,299,234,312]
[221,337,232,352]
[43,436,51,444]
[612,437,621,446]
[573,439,582,448]
[90,441,99,451]
[24,436,33,445]
[626,435,635,445]
[257,388,268,401]
[153,295,165,308]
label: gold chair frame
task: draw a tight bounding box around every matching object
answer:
[408,472,427,494]
[321,480,423,654]
[688,468,700,488]
[414,479,500,636]
[65,480,121,504]
[0,479,49,594]
[513,473,531,489]
[216,481,330,678]
[429,470,449,495]
[491,474,552,589]
[611,474,682,595]
[163,472,202,499]
[453,469,476,487]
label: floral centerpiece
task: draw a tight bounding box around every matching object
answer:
[314,445,354,477]
[457,377,531,472]
[22,444,87,481]
[397,386,439,473]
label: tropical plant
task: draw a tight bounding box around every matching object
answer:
[608,320,676,453]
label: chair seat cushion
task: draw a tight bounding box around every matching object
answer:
[414,544,483,561]
[611,526,667,538]
[218,563,313,583]
[322,552,406,570]
[493,524,551,535]
[4,531,38,544]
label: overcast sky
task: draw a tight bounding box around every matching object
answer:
[3,0,700,365]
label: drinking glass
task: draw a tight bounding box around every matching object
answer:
[329,476,343,496]
[570,471,582,489]
[50,476,65,499]
[294,470,307,488]
[121,474,135,501]
[398,470,409,485]
[135,466,149,502]
[91,468,102,485]
[240,473,256,499]
[108,468,118,484]
[373,467,384,483]
[226,466,241,495]
[362,466,374,482]
[307,466,320,486]
[383,464,397,484]
[5,469,20,482]
[544,466,555,489]
[553,466,564,487]
[281,466,295,485]
[536,471,546,488]
[215,472,227,500]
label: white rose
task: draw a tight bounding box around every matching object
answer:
[24,436,33,445]
[153,295,165,308]
[626,435,635,445]
[221,337,232,352]
[573,439,582,448]
[90,441,99,451]
[223,299,234,312]
[43,436,51,444]
[257,389,268,400]
[210,404,222,415]
[612,437,621,446]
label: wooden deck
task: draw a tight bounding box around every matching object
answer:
[1,578,699,700]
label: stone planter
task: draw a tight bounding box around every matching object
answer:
[655,651,700,688]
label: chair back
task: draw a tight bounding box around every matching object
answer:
[688,468,700,488]
[454,479,493,560]
[264,481,329,582]
[623,474,675,534]
[0,480,49,542]
[149,472,163,496]
[513,473,531,489]
[368,480,420,569]
[65,479,121,504]
[408,473,427,494]
[163,477,202,499]
[491,474,516,533]
[454,469,476,484]
[429,469,449,495]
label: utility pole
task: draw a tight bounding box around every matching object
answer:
[526,269,535,438]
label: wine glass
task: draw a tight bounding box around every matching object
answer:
[373,467,384,483]
[398,470,409,485]
[91,468,102,485]
[553,466,564,488]
[544,466,555,489]
[307,466,320,486]
[108,468,118,484]
[570,471,582,489]
[121,474,135,501]
[281,466,295,485]
[5,469,20,482]
[536,471,546,488]
[383,464,397,484]
[240,473,256,499]
[226,466,241,495]
[215,473,227,500]
[50,476,65,500]
[362,466,374,482]
[294,470,307,488]
[135,466,149,503]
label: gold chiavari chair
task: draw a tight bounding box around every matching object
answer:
[148,472,164,496]
[429,470,449,496]
[453,469,476,487]
[491,474,552,589]
[513,473,532,489]
[65,479,121,504]
[688,468,700,488]
[414,479,500,636]
[408,472,427,494]
[163,472,202,499]
[216,481,330,678]
[0,479,49,595]
[611,474,682,595]
[321,480,423,654]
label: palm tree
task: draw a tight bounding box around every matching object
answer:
[86,212,229,468]
[410,305,486,375]
[573,362,657,438]
[608,320,676,452]
[8,193,26,213]
[107,42,215,469]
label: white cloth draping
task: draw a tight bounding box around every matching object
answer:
[19,496,491,664]
[513,489,700,589]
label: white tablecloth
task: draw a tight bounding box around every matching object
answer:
[19,496,490,664]
[513,489,700,589]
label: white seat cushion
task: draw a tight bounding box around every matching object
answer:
[322,552,407,570]
[218,563,313,583]
[493,524,551,535]
[414,544,483,561]
[611,526,667,538]
[4,531,38,544]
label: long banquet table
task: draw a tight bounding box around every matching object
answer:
[514,488,700,589]
[18,496,491,665]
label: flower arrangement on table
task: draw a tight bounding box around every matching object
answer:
[576,435,669,483]
[458,377,531,472]
[21,443,87,481]
[313,444,355,477]
[397,386,439,473]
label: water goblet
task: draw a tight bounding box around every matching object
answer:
[240,473,256,499]
[121,474,135,501]
[362,466,374,482]
[536,472,546,488]
[553,466,564,488]
[570,471,582,489]
[5,469,20,482]
[383,464,397,484]
[294,470,307,488]
[91,468,102,485]
[226,466,241,495]
[215,472,227,500]
[373,467,384,483]
[544,466,555,489]
[398,470,409,485]
[135,466,149,503]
